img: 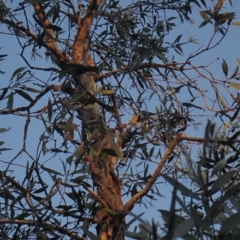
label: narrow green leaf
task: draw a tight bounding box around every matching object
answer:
[230,66,239,79]
[211,159,228,176]
[41,115,50,134]
[33,186,48,194]
[42,165,64,176]
[26,161,34,181]
[117,27,128,41]
[173,34,183,44]
[200,0,207,8]
[102,148,118,156]
[0,148,12,151]
[0,88,8,100]
[0,54,8,59]
[211,171,236,194]
[220,212,240,234]
[199,20,210,28]
[237,58,240,65]
[106,134,121,156]
[66,155,73,165]
[146,135,160,145]
[159,210,185,225]
[0,128,11,133]
[154,49,167,61]
[10,67,27,80]
[8,93,14,110]
[222,59,228,77]
[47,99,53,121]
[100,90,115,95]
[20,86,42,93]
[105,134,125,161]
[229,82,240,90]
[232,22,240,26]
[46,24,62,31]
[162,175,201,199]
[64,115,74,138]
[15,89,33,102]
[173,217,194,238]
[199,11,211,21]
[144,164,149,177]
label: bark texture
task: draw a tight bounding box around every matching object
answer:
[68,1,125,238]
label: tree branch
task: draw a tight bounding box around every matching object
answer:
[72,0,100,63]
[0,219,86,240]
[0,86,51,114]
[118,133,181,214]
[32,3,69,67]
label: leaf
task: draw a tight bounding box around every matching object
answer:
[33,186,48,194]
[146,135,160,145]
[237,58,240,65]
[46,24,62,31]
[8,92,14,110]
[106,134,124,160]
[173,217,194,238]
[159,210,185,225]
[232,22,240,26]
[162,175,201,199]
[15,89,33,102]
[20,86,42,93]
[117,27,128,41]
[41,115,50,134]
[66,155,73,165]
[0,128,10,133]
[173,34,183,44]
[220,212,240,234]
[200,0,207,8]
[64,115,74,137]
[154,49,167,61]
[102,148,118,156]
[211,159,228,176]
[26,161,34,181]
[230,66,239,79]
[129,113,141,125]
[0,88,8,100]
[199,20,210,28]
[100,90,115,95]
[75,144,84,162]
[211,171,236,194]
[10,67,27,80]
[0,54,8,60]
[182,102,203,109]
[47,99,53,121]
[218,95,227,109]
[57,121,78,131]
[0,148,12,152]
[42,165,64,176]
[0,69,6,75]
[222,59,228,77]
[199,11,211,21]
[229,81,240,90]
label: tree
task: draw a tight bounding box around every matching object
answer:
[0,0,240,239]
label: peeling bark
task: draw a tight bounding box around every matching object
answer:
[33,1,125,238]
[69,1,125,238]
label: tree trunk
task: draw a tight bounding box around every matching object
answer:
[73,71,125,239]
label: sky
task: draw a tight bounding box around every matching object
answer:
[1,0,240,238]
